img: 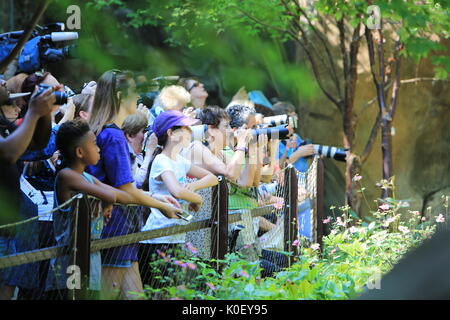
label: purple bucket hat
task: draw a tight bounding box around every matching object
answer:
[152,110,200,139]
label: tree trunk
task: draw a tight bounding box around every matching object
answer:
[380,116,393,198]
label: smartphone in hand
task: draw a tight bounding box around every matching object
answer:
[176,210,193,222]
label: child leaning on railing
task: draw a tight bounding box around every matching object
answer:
[44,119,133,299]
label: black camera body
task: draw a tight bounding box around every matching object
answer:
[36,84,68,105]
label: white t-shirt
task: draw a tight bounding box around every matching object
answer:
[141,153,192,244]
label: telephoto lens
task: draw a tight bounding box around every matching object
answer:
[263,114,289,127]
[251,125,291,140]
[313,144,347,162]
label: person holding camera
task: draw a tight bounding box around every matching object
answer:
[121,111,152,189]
[0,82,59,300]
[223,104,276,237]
[272,101,315,172]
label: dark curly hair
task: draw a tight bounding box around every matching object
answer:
[197,105,230,128]
[225,103,256,128]
[56,119,91,166]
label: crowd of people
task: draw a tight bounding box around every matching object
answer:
[0,69,316,300]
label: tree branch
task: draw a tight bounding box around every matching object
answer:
[231,4,342,111]
[388,40,402,120]
[0,0,51,74]
[400,77,450,84]
[361,110,381,163]
[291,1,342,99]
[365,26,379,88]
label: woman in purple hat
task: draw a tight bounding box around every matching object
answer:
[87,70,182,300]
[139,110,218,289]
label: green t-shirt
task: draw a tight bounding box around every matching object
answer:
[222,147,259,211]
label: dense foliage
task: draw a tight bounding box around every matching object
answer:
[137,179,448,300]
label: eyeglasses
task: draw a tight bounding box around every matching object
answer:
[111,69,122,95]
[188,81,200,92]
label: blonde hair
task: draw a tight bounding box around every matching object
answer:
[158,85,191,111]
[122,112,148,137]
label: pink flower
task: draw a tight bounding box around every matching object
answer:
[352,174,362,182]
[174,260,187,268]
[421,217,427,221]
[273,200,284,210]
[239,270,249,279]
[412,211,421,216]
[310,243,320,251]
[185,242,198,254]
[243,244,252,249]
[206,282,217,291]
[379,204,390,211]
[186,262,197,270]
[330,248,337,254]
[323,217,331,224]
[436,214,445,223]
[292,239,299,247]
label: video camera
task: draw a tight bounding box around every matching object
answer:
[0,23,78,74]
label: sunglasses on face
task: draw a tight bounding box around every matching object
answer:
[188,81,201,92]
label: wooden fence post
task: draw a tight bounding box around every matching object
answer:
[210,176,228,270]
[284,165,298,268]
[68,195,90,300]
[316,158,325,250]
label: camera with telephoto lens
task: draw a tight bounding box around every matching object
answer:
[190,123,292,144]
[262,114,298,130]
[36,84,68,105]
[0,23,78,73]
[251,125,291,140]
[300,139,347,162]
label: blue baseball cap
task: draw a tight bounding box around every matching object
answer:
[152,110,199,138]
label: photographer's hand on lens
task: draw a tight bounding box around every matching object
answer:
[298,144,315,157]
[29,84,62,118]
[137,103,150,120]
[235,125,252,149]
[58,98,76,124]
[183,106,197,119]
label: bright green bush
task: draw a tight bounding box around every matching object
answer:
[142,179,448,300]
